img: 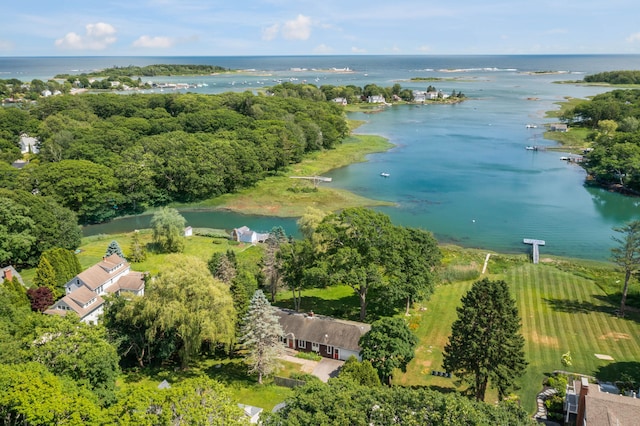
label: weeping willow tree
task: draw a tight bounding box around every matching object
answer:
[143,254,236,368]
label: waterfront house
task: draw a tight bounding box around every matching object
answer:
[367,95,386,104]
[45,254,145,324]
[332,97,348,105]
[551,123,568,132]
[231,226,270,244]
[276,308,370,361]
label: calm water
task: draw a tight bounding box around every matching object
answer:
[4,55,640,259]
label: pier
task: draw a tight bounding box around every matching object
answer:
[523,239,545,264]
[289,176,332,188]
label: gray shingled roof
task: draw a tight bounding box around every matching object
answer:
[275,308,370,352]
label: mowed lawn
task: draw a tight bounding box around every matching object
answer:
[398,263,640,415]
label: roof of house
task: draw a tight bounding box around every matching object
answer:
[1,265,24,286]
[45,287,105,320]
[106,271,145,293]
[275,308,370,352]
[75,254,129,291]
[576,380,640,425]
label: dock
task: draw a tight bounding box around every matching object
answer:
[523,239,545,264]
[289,176,332,188]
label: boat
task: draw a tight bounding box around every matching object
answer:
[526,124,537,128]
[525,146,538,151]
[380,172,390,177]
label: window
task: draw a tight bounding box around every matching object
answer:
[311,342,319,351]
[297,340,306,349]
[326,346,333,355]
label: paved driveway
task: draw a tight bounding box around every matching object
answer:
[312,358,344,382]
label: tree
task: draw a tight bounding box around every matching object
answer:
[611,220,640,317]
[338,356,381,387]
[359,317,418,385]
[39,247,82,296]
[27,287,54,312]
[143,255,236,368]
[28,315,121,405]
[240,290,285,384]
[262,234,283,302]
[33,256,58,295]
[279,238,328,312]
[105,240,125,259]
[127,231,146,263]
[315,208,397,320]
[150,207,185,253]
[208,251,237,284]
[443,278,527,401]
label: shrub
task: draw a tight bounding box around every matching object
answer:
[295,351,322,361]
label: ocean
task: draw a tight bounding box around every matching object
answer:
[3,55,640,260]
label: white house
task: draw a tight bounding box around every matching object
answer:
[238,404,263,424]
[184,226,193,237]
[45,254,145,324]
[332,97,348,106]
[19,133,39,154]
[231,226,270,244]
[367,95,386,104]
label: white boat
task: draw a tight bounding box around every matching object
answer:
[380,172,390,177]
[525,146,538,151]
[526,124,537,128]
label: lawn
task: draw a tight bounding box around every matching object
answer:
[397,262,640,414]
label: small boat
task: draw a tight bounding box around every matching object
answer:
[380,172,390,177]
[526,124,537,128]
[525,146,538,151]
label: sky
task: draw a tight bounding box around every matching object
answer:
[2,0,640,57]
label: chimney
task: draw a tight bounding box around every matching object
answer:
[3,268,12,281]
[576,377,589,426]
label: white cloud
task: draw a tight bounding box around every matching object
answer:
[627,32,640,43]
[351,46,367,53]
[313,43,332,54]
[133,35,175,49]
[282,14,311,40]
[262,23,280,41]
[55,22,117,50]
[0,39,14,51]
[417,45,432,53]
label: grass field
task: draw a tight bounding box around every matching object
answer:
[396,262,640,414]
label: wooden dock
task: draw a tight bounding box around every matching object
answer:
[523,239,545,264]
[289,176,332,188]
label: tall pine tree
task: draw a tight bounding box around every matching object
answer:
[241,290,285,384]
[105,240,125,259]
[443,278,527,401]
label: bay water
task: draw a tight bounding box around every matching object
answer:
[4,55,640,259]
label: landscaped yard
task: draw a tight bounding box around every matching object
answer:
[398,262,640,414]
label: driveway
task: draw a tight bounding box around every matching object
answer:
[312,358,344,382]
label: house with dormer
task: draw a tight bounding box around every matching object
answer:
[45,254,145,324]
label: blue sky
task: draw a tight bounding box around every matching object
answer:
[2,0,640,56]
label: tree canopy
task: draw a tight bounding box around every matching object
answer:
[443,278,527,401]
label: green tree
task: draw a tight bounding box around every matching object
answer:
[33,256,58,295]
[338,356,381,387]
[611,220,640,317]
[109,376,245,426]
[443,278,527,401]
[39,247,82,296]
[0,196,36,267]
[143,255,236,368]
[315,208,398,321]
[0,362,104,425]
[360,317,418,385]
[105,240,125,259]
[28,315,121,405]
[241,290,285,384]
[208,251,237,284]
[151,207,186,253]
[127,231,146,263]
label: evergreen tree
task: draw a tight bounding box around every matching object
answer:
[241,290,285,384]
[339,356,381,387]
[127,231,146,263]
[105,240,125,259]
[360,317,418,385]
[39,248,81,295]
[611,220,640,317]
[208,252,237,284]
[443,278,527,401]
[33,256,58,296]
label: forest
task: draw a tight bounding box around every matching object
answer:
[583,70,640,84]
[559,88,640,191]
